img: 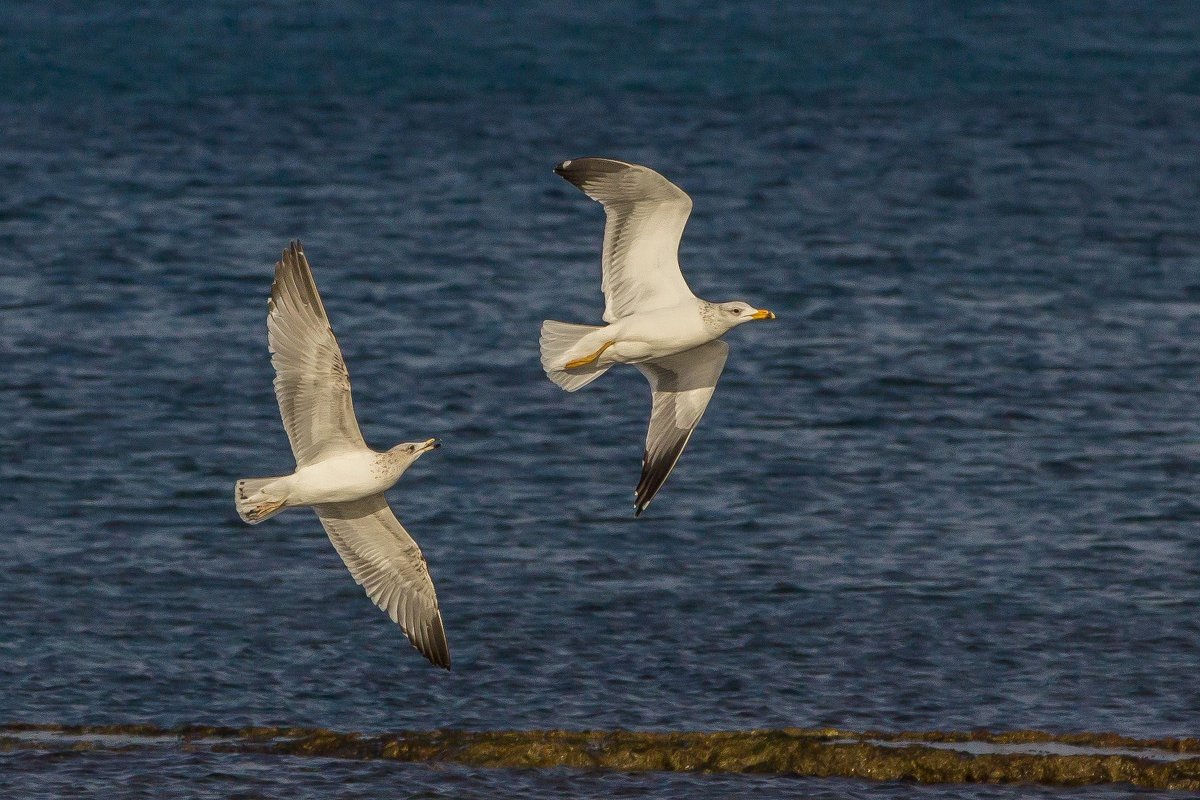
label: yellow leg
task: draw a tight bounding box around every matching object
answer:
[565,340,615,370]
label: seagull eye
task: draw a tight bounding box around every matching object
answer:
[731,308,741,315]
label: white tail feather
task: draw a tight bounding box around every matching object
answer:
[540,320,611,392]
[234,476,289,524]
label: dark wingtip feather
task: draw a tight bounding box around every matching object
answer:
[269,239,329,326]
[415,614,452,670]
[281,240,304,266]
[554,156,631,188]
[633,432,693,519]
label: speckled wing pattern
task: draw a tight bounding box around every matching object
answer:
[314,494,451,669]
[555,157,696,322]
[633,339,729,516]
[267,241,366,467]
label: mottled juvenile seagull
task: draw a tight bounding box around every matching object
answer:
[541,158,775,516]
[235,242,450,669]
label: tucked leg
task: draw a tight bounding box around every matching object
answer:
[565,340,616,370]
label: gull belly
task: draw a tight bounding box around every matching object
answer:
[606,301,713,364]
[287,451,399,506]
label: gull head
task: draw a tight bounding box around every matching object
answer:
[388,438,440,467]
[717,301,776,329]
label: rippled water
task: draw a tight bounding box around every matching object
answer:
[2,2,1199,797]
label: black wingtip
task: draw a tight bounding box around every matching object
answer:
[633,481,647,517]
[277,241,305,276]
[634,483,655,517]
[420,616,452,670]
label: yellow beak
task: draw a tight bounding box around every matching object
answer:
[750,309,776,320]
[422,438,440,451]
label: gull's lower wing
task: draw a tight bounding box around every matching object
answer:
[633,339,729,516]
[314,494,451,669]
[555,158,696,322]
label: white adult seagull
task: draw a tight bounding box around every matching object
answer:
[540,158,776,516]
[235,241,451,669]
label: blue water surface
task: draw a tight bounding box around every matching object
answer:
[1,2,1199,797]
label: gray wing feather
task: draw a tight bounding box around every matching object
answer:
[633,339,729,516]
[555,158,696,322]
[314,494,451,669]
[268,241,366,467]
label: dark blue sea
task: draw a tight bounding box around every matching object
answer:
[2,2,1199,797]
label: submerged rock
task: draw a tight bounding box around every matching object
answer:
[3,722,1198,790]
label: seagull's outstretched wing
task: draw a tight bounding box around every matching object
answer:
[633,339,729,516]
[315,494,451,669]
[555,158,696,322]
[268,241,366,467]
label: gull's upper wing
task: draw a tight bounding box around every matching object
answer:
[555,158,696,322]
[633,339,729,516]
[267,241,366,467]
[314,494,451,669]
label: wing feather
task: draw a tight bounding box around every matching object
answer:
[633,340,729,516]
[267,241,366,467]
[314,495,451,669]
[556,158,696,322]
